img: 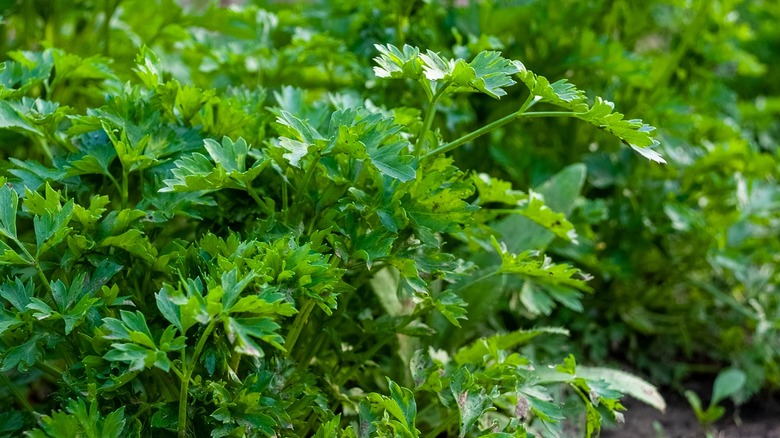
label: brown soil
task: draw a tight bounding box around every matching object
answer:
[603,391,780,438]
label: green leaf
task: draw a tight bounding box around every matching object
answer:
[495,163,585,252]
[710,368,746,406]
[403,158,476,232]
[0,182,19,239]
[103,343,161,372]
[517,67,588,111]
[387,379,417,431]
[225,316,284,357]
[0,334,42,372]
[373,44,422,80]
[99,229,158,263]
[134,45,164,88]
[0,100,42,135]
[577,366,666,412]
[34,200,74,257]
[428,291,468,327]
[101,407,127,438]
[450,368,493,438]
[0,276,33,312]
[517,66,663,162]
[0,308,22,335]
[366,379,419,437]
[219,268,256,311]
[161,136,269,192]
[462,51,521,98]
[455,327,569,364]
[491,236,591,291]
[204,136,250,173]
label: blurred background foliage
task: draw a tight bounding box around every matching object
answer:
[1,0,778,403]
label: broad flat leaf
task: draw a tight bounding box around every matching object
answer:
[0,334,42,372]
[225,316,284,357]
[461,51,521,98]
[99,229,158,263]
[9,158,67,191]
[577,366,666,412]
[711,368,746,406]
[34,200,75,257]
[428,291,467,327]
[102,311,175,372]
[403,158,476,232]
[472,173,527,205]
[0,309,22,335]
[204,136,249,173]
[0,100,41,135]
[155,286,183,333]
[161,136,269,192]
[0,182,19,239]
[0,276,33,312]
[219,268,256,311]
[366,379,419,437]
[491,236,591,291]
[0,411,25,435]
[64,138,117,178]
[455,327,569,364]
[100,407,127,438]
[103,343,164,372]
[354,113,416,182]
[134,45,163,88]
[517,67,588,111]
[373,44,422,80]
[450,368,493,438]
[387,379,417,430]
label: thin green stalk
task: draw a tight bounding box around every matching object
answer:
[395,0,405,44]
[103,0,121,56]
[414,83,451,154]
[422,109,576,161]
[11,237,51,292]
[1,372,34,414]
[33,137,53,162]
[246,185,268,212]
[285,299,316,355]
[452,269,501,294]
[299,153,322,197]
[422,111,519,160]
[121,169,129,209]
[423,412,458,438]
[281,180,289,212]
[650,0,707,96]
[36,361,63,379]
[178,319,217,438]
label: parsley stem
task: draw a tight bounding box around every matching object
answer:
[178,319,216,438]
[11,236,51,292]
[422,111,519,160]
[286,299,315,355]
[36,361,63,379]
[281,180,289,212]
[452,269,500,294]
[246,185,266,210]
[423,411,458,438]
[415,82,451,154]
[120,169,129,209]
[520,111,578,118]
[1,372,34,414]
[422,105,576,160]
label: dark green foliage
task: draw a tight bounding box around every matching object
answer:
[0,0,777,437]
